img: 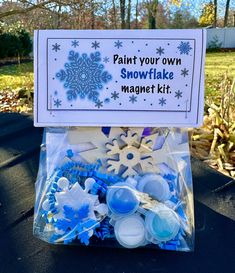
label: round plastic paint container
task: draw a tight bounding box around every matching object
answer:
[137,174,171,202]
[114,214,146,248]
[145,204,180,242]
[106,182,139,217]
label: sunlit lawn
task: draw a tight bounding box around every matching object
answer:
[205,52,235,96]
[0,62,33,91]
[0,52,235,96]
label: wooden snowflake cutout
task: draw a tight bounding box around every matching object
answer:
[105,130,155,177]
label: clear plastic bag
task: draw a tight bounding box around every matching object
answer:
[34,127,194,251]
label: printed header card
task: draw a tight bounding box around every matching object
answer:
[34,29,206,127]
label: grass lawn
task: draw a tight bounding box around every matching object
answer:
[0,62,33,91]
[205,52,235,96]
[0,52,234,95]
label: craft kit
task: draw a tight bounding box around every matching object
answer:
[33,30,206,251]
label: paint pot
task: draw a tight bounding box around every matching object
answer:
[114,214,146,248]
[145,204,180,242]
[137,174,171,202]
[106,182,139,216]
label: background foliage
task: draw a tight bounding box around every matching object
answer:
[0,0,234,32]
[0,23,32,58]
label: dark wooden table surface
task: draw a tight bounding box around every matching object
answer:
[0,113,234,273]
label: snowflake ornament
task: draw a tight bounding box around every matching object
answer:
[54,204,100,245]
[105,130,155,177]
[42,177,108,244]
[53,179,108,221]
[56,50,112,102]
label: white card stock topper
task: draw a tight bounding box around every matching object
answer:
[34,29,206,127]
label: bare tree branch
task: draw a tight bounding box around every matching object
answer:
[0,0,71,19]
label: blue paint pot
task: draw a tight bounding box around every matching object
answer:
[106,182,139,216]
[145,204,180,242]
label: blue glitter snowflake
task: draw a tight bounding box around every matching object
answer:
[52,43,60,52]
[71,40,79,48]
[114,40,123,49]
[56,51,112,102]
[177,42,192,55]
[111,91,119,100]
[54,98,62,107]
[92,41,100,50]
[175,90,183,99]
[159,97,166,106]
[129,95,137,103]
[156,46,164,56]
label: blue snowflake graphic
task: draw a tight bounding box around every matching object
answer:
[114,40,123,49]
[111,91,119,100]
[156,46,164,56]
[54,98,62,107]
[129,95,137,104]
[56,51,112,102]
[95,100,103,108]
[92,41,100,50]
[103,57,109,63]
[52,43,60,52]
[175,90,183,99]
[71,40,79,48]
[177,42,192,55]
[181,68,189,77]
[159,97,166,106]
[54,90,58,95]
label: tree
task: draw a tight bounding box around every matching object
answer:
[112,0,118,28]
[199,2,215,27]
[170,9,198,28]
[213,0,217,27]
[135,0,139,28]
[120,0,126,28]
[145,0,158,29]
[126,0,131,29]
[224,0,231,27]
